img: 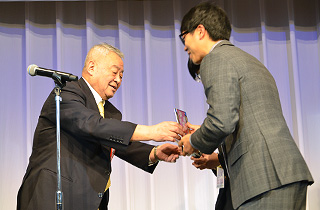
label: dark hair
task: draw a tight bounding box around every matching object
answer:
[180,2,231,41]
[188,58,200,80]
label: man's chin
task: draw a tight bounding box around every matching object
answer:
[105,89,117,99]
[107,96,113,100]
[106,93,115,100]
[190,56,201,65]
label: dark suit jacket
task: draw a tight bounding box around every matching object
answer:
[190,41,314,208]
[17,78,156,210]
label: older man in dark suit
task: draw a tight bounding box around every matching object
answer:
[179,2,313,210]
[17,43,184,210]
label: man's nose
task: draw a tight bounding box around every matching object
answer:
[114,73,122,83]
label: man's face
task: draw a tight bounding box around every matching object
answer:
[183,30,203,65]
[93,51,124,100]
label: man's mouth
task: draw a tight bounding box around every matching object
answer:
[110,85,117,91]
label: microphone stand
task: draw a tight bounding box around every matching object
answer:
[52,73,66,210]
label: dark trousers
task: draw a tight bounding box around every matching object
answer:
[98,189,109,210]
[215,176,234,210]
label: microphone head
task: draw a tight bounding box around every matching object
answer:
[27,64,38,76]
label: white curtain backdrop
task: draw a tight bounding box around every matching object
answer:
[0,0,319,210]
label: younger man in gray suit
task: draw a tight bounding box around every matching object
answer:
[178,2,313,210]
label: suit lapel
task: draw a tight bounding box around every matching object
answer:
[104,101,122,120]
[78,77,100,113]
[78,77,122,120]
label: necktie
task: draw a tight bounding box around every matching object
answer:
[98,101,112,191]
[98,101,105,118]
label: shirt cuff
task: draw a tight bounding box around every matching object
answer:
[148,146,159,166]
[189,134,199,150]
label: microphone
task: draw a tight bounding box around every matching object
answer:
[27,64,78,82]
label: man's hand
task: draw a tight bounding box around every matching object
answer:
[149,121,185,142]
[185,122,200,134]
[132,121,184,142]
[149,143,180,163]
[191,153,220,170]
[178,134,198,156]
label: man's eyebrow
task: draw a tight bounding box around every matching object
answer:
[111,65,124,72]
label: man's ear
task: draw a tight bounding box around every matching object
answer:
[197,24,207,40]
[87,60,95,76]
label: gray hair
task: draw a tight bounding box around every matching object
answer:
[93,43,124,58]
[84,43,124,68]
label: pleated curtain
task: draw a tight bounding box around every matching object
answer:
[0,0,319,209]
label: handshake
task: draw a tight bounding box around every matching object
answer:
[146,121,220,170]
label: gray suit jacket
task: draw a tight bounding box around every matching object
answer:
[191,41,313,209]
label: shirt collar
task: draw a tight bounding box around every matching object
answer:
[209,40,224,53]
[83,77,104,106]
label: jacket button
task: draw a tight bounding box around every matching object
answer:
[98,192,103,198]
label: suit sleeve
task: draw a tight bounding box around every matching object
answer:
[114,142,157,173]
[191,50,240,154]
[41,81,137,151]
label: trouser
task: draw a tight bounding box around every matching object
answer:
[98,189,110,210]
[215,176,234,210]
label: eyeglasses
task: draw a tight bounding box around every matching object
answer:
[179,31,189,45]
